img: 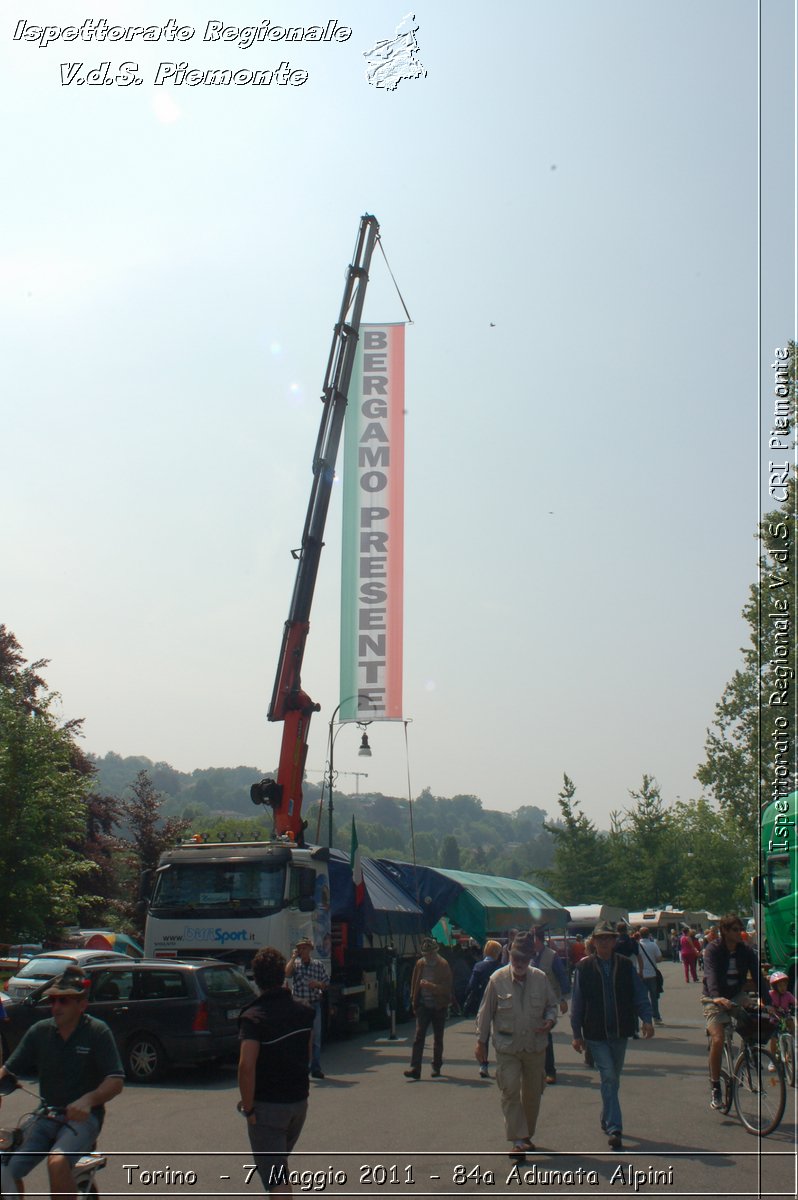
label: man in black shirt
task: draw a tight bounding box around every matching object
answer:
[701,913,770,1111]
[238,947,315,1194]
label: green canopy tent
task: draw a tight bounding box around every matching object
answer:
[428,868,570,944]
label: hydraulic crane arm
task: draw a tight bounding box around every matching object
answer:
[251,215,380,843]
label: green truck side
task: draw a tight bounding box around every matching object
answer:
[756,790,797,987]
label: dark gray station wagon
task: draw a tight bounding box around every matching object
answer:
[1,959,256,1083]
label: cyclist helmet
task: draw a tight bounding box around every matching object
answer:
[769,970,789,984]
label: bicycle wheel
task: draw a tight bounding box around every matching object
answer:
[733,1046,786,1135]
[718,1042,734,1113]
[778,1033,795,1087]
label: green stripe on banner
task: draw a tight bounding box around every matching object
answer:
[339,338,362,721]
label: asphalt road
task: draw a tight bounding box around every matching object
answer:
[3,960,794,1198]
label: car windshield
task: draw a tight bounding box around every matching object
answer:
[151,862,286,915]
[16,957,74,979]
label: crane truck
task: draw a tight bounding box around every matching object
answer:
[140,217,570,1030]
[141,215,421,1027]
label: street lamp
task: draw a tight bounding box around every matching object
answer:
[325,695,374,848]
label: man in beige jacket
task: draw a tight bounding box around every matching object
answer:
[475,931,558,1159]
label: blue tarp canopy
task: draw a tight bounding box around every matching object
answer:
[376,861,570,943]
[327,850,428,936]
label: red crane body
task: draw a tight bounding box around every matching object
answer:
[251,215,380,843]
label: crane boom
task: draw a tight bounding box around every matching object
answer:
[251,214,380,843]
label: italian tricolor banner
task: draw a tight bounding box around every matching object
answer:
[340,324,404,722]
[351,816,364,907]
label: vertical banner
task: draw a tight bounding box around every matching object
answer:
[340,323,405,722]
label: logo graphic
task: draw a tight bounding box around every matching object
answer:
[364,13,427,91]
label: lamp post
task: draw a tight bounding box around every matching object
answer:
[325,696,373,848]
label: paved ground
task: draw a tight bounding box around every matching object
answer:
[3,960,795,1197]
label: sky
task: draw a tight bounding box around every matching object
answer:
[2,1,795,832]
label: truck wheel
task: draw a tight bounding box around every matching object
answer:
[125,1032,166,1083]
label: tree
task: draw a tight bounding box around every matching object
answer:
[439,834,461,870]
[671,797,751,912]
[697,341,796,835]
[121,771,190,910]
[189,814,267,843]
[0,627,95,940]
[542,774,610,902]
[71,791,126,928]
[617,775,680,910]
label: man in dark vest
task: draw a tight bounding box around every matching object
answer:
[570,920,654,1150]
[530,927,570,1084]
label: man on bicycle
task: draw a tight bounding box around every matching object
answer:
[0,966,124,1198]
[702,913,770,1110]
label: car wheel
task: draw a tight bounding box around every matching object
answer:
[125,1032,166,1083]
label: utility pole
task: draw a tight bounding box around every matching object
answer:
[306,769,369,795]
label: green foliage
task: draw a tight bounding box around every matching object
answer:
[542,774,611,902]
[71,792,126,928]
[616,775,681,909]
[439,834,461,869]
[188,815,269,842]
[671,797,752,912]
[122,771,191,876]
[92,752,324,822]
[697,341,797,835]
[0,628,95,940]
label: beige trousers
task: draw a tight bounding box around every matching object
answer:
[495,1047,546,1142]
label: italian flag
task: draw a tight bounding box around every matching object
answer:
[351,816,365,907]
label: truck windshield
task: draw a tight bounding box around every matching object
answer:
[150,862,286,916]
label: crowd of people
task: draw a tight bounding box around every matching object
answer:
[0,915,790,1197]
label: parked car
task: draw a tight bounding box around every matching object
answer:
[0,958,257,1083]
[7,945,43,959]
[4,950,130,1001]
[0,945,44,988]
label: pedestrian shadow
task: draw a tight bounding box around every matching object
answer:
[305,1076,359,1088]
[524,1141,739,1177]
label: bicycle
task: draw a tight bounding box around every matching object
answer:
[0,1076,106,1198]
[715,1004,786,1136]
[771,1013,796,1088]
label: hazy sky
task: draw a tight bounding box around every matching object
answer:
[3,1,794,830]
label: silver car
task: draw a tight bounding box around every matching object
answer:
[5,949,129,1000]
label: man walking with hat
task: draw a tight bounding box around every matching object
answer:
[0,966,124,1200]
[474,931,559,1159]
[570,920,654,1150]
[404,937,453,1079]
[285,936,329,1079]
